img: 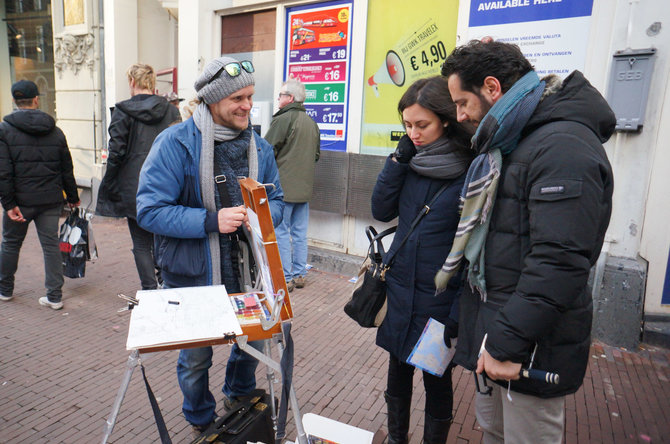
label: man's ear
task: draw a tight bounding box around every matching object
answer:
[32,96,39,108]
[481,76,503,102]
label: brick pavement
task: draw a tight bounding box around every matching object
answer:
[0,216,669,443]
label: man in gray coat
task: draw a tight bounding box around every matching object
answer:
[265,78,320,291]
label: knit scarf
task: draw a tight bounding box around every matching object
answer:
[410,135,471,180]
[434,71,545,299]
[193,102,258,285]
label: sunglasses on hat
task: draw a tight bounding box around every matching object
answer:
[207,60,255,85]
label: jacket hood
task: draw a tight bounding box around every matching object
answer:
[115,94,172,124]
[3,109,55,135]
[524,71,616,144]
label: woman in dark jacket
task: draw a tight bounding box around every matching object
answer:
[371,76,473,444]
[96,64,180,289]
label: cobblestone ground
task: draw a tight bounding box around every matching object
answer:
[0,216,668,443]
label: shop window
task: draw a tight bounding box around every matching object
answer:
[4,0,56,116]
[221,9,276,103]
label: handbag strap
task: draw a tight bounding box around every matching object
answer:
[365,225,397,260]
[385,181,451,268]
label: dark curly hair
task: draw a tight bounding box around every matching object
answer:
[398,76,473,149]
[441,40,533,94]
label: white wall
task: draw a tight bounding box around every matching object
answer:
[138,0,178,90]
[105,0,138,105]
[634,2,670,314]
[51,0,101,181]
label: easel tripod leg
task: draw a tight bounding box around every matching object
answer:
[100,350,141,444]
[264,339,279,434]
[276,340,308,444]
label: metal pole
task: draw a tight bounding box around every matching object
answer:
[264,339,279,435]
[100,350,140,444]
[276,340,308,444]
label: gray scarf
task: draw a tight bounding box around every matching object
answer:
[409,135,471,179]
[193,102,258,285]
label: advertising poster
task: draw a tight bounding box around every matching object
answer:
[360,0,460,155]
[285,1,353,152]
[468,0,594,77]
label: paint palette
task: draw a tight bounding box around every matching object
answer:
[230,293,269,325]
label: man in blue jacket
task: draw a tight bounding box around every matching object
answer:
[136,56,283,436]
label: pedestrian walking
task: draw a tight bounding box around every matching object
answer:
[0,80,80,310]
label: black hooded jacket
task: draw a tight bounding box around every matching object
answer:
[96,94,180,218]
[0,109,79,210]
[453,71,615,398]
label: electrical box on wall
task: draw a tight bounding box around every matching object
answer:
[250,101,273,137]
[606,48,656,132]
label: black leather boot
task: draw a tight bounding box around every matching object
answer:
[422,412,452,444]
[385,391,411,444]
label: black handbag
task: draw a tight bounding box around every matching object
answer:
[344,182,451,328]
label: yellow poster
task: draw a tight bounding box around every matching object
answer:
[361,0,460,155]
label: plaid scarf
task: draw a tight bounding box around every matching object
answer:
[435,71,545,299]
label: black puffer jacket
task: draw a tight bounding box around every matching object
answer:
[96,94,180,218]
[372,151,465,362]
[0,109,78,210]
[453,71,615,398]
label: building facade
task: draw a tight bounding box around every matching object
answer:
[1,0,668,347]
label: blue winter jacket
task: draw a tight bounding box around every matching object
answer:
[372,155,464,362]
[136,118,284,288]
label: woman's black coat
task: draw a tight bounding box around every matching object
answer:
[96,94,180,219]
[371,155,465,362]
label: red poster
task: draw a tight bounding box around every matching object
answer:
[289,8,349,51]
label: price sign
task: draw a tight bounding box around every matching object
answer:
[285,1,353,151]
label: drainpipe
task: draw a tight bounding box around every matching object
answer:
[98,0,107,155]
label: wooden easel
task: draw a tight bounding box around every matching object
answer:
[100,178,307,444]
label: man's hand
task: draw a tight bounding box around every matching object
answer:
[476,348,521,381]
[217,205,248,233]
[7,206,26,222]
[67,201,81,209]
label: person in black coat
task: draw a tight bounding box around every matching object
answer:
[371,76,474,444]
[440,40,614,443]
[96,64,180,289]
[0,80,80,310]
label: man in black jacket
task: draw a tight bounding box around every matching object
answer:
[0,80,80,310]
[438,41,615,443]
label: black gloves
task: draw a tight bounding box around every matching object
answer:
[443,318,458,349]
[393,135,417,163]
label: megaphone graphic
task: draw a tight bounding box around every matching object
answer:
[368,50,405,97]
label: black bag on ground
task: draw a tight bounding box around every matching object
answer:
[59,208,90,278]
[191,389,276,444]
[344,226,395,328]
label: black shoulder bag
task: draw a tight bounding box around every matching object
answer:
[344,182,450,328]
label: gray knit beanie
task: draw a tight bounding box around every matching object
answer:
[194,56,255,105]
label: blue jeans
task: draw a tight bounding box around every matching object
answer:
[275,202,309,282]
[177,340,264,426]
[0,205,63,301]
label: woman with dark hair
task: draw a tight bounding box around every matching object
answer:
[371,76,474,444]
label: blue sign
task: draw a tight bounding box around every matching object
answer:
[469,0,594,27]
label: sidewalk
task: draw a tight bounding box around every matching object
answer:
[1,217,669,443]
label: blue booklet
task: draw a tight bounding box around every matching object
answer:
[406,318,457,377]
